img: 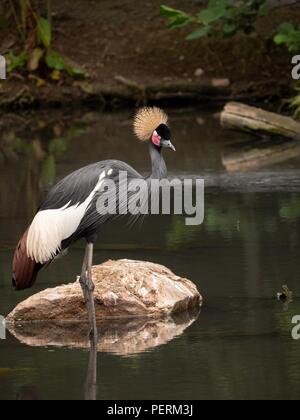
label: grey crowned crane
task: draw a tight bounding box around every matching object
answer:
[12,107,176,339]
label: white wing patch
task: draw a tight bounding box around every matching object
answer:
[27,171,106,264]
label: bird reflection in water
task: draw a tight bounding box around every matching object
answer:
[85,336,98,401]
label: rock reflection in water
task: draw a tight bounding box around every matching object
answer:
[7,310,199,356]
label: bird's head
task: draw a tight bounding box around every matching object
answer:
[134,107,176,152]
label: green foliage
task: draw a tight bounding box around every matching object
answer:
[5,1,85,80]
[38,16,52,49]
[67,66,86,78]
[6,51,28,72]
[274,22,300,52]
[161,0,300,56]
[283,85,300,120]
[160,5,194,29]
[0,18,8,29]
[161,0,269,40]
[288,89,300,120]
[48,137,67,156]
[279,195,300,220]
[42,153,56,186]
[45,50,85,78]
[45,49,66,70]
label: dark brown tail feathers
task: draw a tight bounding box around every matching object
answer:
[12,230,43,291]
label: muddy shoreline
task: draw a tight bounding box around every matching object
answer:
[1,0,299,110]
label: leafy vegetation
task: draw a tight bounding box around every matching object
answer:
[2,121,87,187]
[160,0,269,41]
[6,51,28,73]
[160,0,300,95]
[279,194,300,220]
[286,87,300,120]
[4,0,85,81]
[274,22,300,52]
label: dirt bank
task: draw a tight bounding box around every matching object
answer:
[1,0,300,109]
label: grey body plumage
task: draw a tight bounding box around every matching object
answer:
[12,107,176,341]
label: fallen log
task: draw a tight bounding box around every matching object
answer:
[0,77,232,110]
[221,102,300,142]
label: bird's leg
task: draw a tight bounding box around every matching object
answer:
[79,246,89,302]
[84,334,98,401]
[86,243,98,340]
[79,243,98,341]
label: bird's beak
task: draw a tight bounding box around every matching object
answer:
[169,142,176,152]
[162,139,176,152]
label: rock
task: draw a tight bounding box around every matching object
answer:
[7,310,199,355]
[6,259,202,323]
[211,78,231,88]
[74,81,96,95]
[196,117,205,126]
[194,68,204,78]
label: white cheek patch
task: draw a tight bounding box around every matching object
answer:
[27,172,106,264]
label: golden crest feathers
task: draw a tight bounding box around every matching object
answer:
[133,107,168,142]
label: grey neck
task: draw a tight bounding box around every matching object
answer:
[148,142,167,179]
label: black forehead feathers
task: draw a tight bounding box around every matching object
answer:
[156,124,171,140]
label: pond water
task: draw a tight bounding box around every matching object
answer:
[0,108,300,400]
